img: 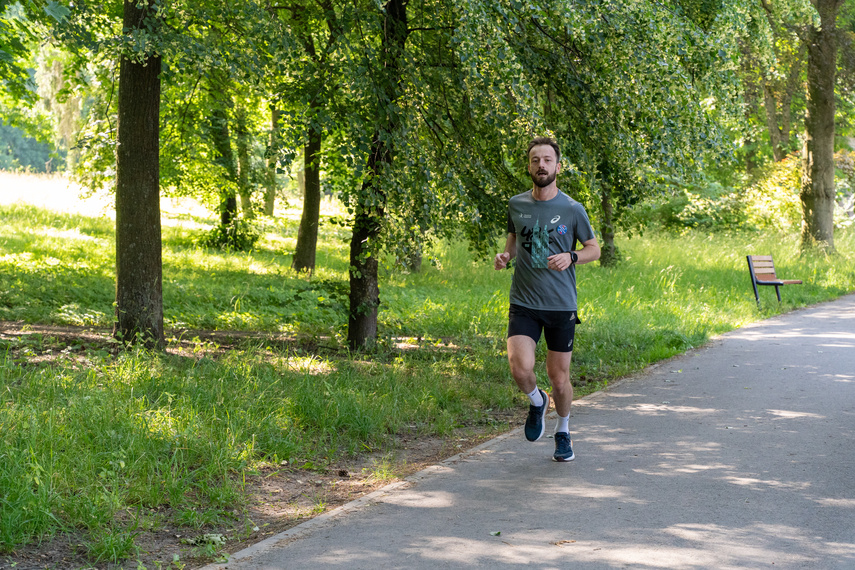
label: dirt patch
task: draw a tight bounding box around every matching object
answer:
[0,322,518,570]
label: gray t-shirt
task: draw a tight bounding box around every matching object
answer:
[506,189,596,311]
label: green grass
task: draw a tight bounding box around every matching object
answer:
[2,198,855,562]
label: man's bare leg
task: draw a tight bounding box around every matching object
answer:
[507,335,538,393]
[546,349,575,461]
[508,335,552,441]
[546,349,573,417]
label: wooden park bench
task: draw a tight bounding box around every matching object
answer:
[746,255,802,307]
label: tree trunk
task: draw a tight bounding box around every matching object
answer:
[113,0,163,347]
[762,42,804,162]
[292,126,322,273]
[739,43,762,176]
[347,0,409,349]
[235,104,254,219]
[599,183,619,267]
[264,106,280,216]
[348,153,385,348]
[763,85,787,162]
[401,231,423,273]
[778,44,804,152]
[209,94,238,227]
[801,0,841,251]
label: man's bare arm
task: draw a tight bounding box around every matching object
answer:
[494,233,517,270]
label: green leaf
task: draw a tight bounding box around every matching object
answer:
[44,1,70,23]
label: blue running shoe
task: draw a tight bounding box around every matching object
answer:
[553,432,574,462]
[524,389,549,442]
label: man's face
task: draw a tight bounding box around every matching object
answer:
[528,144,560,189]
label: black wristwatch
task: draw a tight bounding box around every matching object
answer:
[569,251,578,265]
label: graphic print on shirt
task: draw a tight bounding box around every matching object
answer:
[529,219,550,269]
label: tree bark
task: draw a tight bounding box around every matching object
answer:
[235,104,254,219]
[762,40,805,162]
[347,0,409,349]
[263,106,280,216]
[288,3,343,272]
[739,42,762,176]
[113,0,163,347]
[598,183,618,267]
[348,144,385,347]
[801,0,842,251]
[208,90,238,227]
[763,85,787,162]
[402,226,423,273]
[292,126,322,273]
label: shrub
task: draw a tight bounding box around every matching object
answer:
[743,155,802,231]
[675,182,746,229]
[197,218,261,251]
[628,179,747,231]
[631,151,854,234]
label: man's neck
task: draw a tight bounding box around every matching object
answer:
[531,184,559,201]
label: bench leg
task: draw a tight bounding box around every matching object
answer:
[775,285,781,303]
[752,281,760,308]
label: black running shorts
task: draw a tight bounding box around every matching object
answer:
[508,304,581,353]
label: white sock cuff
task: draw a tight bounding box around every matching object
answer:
[527,387,543,407]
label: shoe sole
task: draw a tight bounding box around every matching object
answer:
[525,390,550,442]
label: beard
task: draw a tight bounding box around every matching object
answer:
[530,170,556,188]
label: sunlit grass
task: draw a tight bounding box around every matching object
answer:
[0,340,519,554]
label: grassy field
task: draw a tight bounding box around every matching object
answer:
[2,173,855,568]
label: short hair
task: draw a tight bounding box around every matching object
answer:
[527,137,561,163]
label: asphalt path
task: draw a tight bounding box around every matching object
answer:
[204,294,855,569]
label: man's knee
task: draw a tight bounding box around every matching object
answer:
[510,362,533,382]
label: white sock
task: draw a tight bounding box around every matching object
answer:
[555,414,570,434]
[527,387,543,407]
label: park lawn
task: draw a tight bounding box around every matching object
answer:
[2,198,855,567]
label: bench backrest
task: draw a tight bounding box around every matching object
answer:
[747,255,778,282]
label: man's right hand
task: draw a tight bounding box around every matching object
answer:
[495,252,511,270]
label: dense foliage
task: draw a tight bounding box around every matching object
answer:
[1,0,854,343]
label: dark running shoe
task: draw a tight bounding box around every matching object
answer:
[553,432,574,462]
[524,389,550,442]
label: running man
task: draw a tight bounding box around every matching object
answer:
[494,137,600,461]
